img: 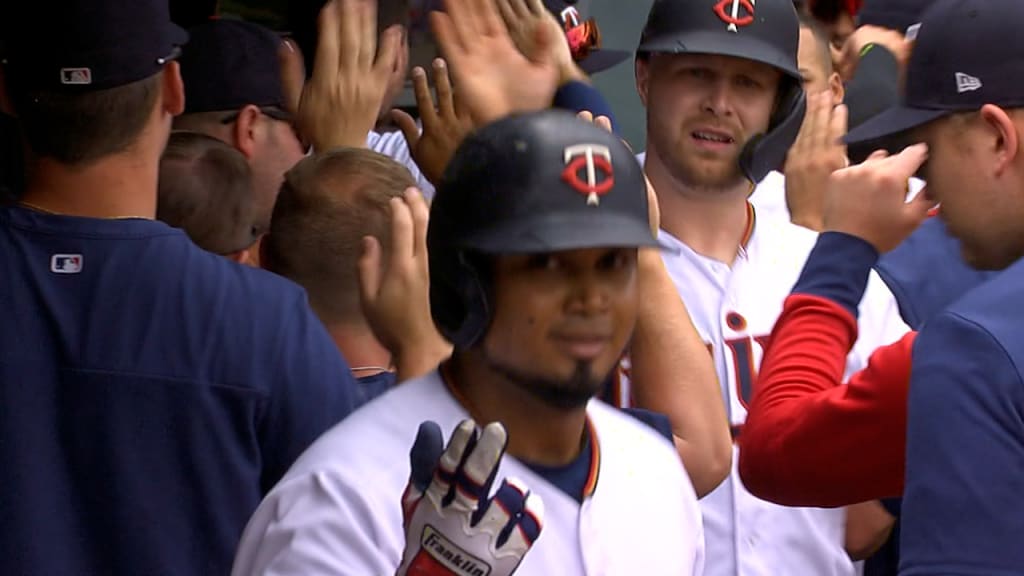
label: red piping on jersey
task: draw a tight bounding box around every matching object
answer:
[737,294,915,507]
[740,201,756,252]
[439,362,602,501]
[582,418,601,499]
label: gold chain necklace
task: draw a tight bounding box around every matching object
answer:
[19,201,148,220]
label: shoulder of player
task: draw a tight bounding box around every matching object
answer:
[588,401,684,466]
[747,210,820,260]
[274,372,463,485]
[925,261,1024,353]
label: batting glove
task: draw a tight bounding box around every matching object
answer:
[396,419,544,576]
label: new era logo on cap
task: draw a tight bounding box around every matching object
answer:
[955,72,982,93]
[60,68,92,85]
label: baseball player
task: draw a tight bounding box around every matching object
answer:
[0,1,362,574]
[231,110,706,575]
[741,0,1024,572]
[616,0,911,574]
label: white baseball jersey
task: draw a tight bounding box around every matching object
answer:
[367,129,436,199]
[232,371,706,576]
[613,174,910,576]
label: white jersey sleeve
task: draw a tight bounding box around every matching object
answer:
[367,129,436,200]
[231,470,402,576]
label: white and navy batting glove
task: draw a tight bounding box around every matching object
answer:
[396,419,544,576]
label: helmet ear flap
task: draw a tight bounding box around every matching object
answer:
[739,81,807,182]
[430,251,491,350]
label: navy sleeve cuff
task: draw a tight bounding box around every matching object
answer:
[792,232,880,319]
[881,497,903,517]
[552,81,618,134]
[622,407,674,443]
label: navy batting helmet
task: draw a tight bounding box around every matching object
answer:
[428,110,658,350]
[636,0,806,183]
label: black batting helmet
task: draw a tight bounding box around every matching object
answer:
[428,110,659,350]
[637,0,806,183]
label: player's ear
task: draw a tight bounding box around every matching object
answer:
[161,61,185,117]
[635,57,651,108]
[231,105,263,160]
[828,72,845,107]
[981,104,1019,177]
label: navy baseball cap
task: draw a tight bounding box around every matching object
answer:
[544,0,630,74]
[179,19,286,114]
[2,1,187,92]
[845,0,1024,145]
[855,0,930,35]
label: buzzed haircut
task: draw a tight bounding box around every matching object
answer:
[264,148,417,325]
[12,73,161,165]
[799,10,834,75]
[158,131,260,255]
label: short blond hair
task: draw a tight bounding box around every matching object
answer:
[264,148,417,324]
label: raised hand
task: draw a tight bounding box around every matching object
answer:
[298,0,403,151]
[496,0,585,85]
[357,187,452,383]
[392,59,475,186]
[429,0,561,126]
[824,143,935,253]
[397,420,544,576]
[784,91,850,231]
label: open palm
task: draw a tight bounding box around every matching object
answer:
[430,0,561,126]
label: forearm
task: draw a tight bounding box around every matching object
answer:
[551,81,619,134]
[739,234,912,506]
[394,336,453,384]
[629,248,731,498]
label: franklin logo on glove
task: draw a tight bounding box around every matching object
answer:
[397,419,544,576]
[411,526,492,576]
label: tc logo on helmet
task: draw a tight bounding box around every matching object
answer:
[714,0,755,33]
[562,144,615,206]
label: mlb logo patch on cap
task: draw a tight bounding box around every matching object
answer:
[51,254,84,274]
[60,68,93,86]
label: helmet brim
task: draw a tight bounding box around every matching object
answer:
[637,30,801,81]
[461,211,676,255]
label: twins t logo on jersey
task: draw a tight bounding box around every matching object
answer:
[50,254,83,274]
[713,0,756,33]
[562,144,615,206]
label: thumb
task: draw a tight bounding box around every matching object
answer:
[357,235,383,307]
[527,19,557,66]
[391,109,422,148]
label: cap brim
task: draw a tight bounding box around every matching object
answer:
[843,105,951,145]
[579,49,632,74]
[463,211,677,255]
[638,30,800,81]
[169,22,189,47]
